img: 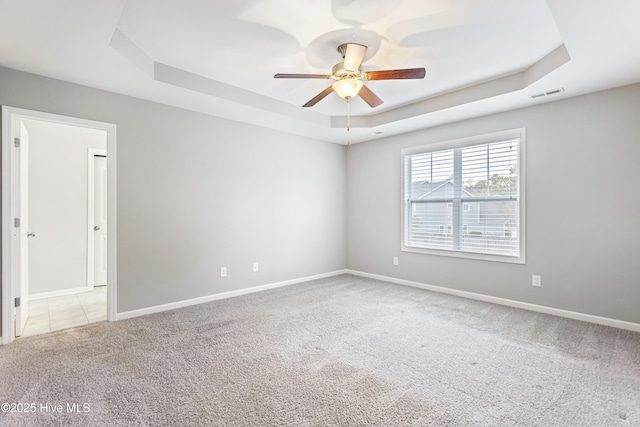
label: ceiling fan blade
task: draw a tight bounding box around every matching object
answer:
[303,86,335,107]
[358,85,384,108]
[274,73,332,79]
[343,43,367,72]
[363,68,426,80]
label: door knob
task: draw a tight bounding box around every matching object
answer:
[27,232,36,237]
[94,226,100,231]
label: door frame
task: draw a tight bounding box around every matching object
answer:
[2,106,118,345]
[87,148,107,290]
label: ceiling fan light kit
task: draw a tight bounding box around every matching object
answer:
[332,78,363,99]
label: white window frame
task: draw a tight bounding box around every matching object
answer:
[401,128,526,264]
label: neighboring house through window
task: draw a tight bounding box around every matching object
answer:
[402,129,525,263]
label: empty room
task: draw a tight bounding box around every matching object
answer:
[1,0,639,426]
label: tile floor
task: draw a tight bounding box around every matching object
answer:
[20,286,107,338]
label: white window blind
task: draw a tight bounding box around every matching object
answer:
[402,129,525,263]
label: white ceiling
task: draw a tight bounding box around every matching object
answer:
[1,0,639,144]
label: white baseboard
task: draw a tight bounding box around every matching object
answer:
[30,286,92,301]
[116,269,348,321]
[346,269,640,333]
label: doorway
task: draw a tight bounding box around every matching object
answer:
[2,106,117,345]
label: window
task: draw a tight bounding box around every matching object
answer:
[402,129,525,263]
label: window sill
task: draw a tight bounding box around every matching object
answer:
[401,245,526,264]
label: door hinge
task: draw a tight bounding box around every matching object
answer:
[14,297,20,308]
[14,218,20,228]
[14,137,20,148]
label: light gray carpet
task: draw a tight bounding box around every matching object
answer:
[1,274,639,426]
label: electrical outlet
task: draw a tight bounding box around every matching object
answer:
[532,275,541,287]
[253,262,259,273]
[393,257,399,266]
[220,267,227,277]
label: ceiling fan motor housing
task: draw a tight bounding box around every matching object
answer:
[332,62,361,80]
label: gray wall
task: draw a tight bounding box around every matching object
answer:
[2,63,639,336]
[24,119,106,295]
[0,66,347,315]
[347,83,640,324]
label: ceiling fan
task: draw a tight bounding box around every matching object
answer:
[274,43,426,108]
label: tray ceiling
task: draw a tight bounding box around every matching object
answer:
[1,0,639,143]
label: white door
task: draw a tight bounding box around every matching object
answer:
[93,155,108,286]
[14,121,30,336]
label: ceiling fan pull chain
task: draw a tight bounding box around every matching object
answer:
[347,98,351,146]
